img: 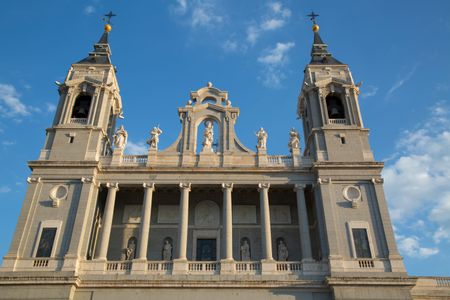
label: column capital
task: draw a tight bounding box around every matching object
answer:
[81,176,99,187]
[317,177,331,185]
[26,177,41,184]
[371,177,384,184]
[179,182,191,191]
[294,183,307,191]
[222,183,233,191]
[106,182,119,189]
[143,182,156,190]
[258,182,270,191]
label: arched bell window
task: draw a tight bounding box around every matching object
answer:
[325,94,345,119]
[71,94,92,119]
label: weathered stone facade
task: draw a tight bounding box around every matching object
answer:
[0,23,449,300]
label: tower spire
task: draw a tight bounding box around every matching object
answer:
[77,11,117,64]
[307,11,343,65]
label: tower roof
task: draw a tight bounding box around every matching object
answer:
[309,25,344,65]
[76,15,114,65]
[76,29,112,65]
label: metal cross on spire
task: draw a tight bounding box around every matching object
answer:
[307,11,319,24]
[103,11,117,25]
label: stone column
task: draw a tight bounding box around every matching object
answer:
[173,183,191,275]
[2,177,42,270]
[316,177,344,272]
[62,177,99,271]
[220,183,235,274]
[294,184,313,261]
[177,182,191,260]
[136,183,155,260]
[96,182,119,260]
[222,183,234,261]
[258,183,273,260]
[371,178,406,273]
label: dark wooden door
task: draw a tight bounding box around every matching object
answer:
[196,239,216,261]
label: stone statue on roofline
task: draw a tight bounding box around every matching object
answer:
[113,125,128,150]
[288,128,300,150]
[147,126,163,150]
[256,127,268,150]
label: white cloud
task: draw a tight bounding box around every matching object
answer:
[0,186,11,193]
[46,103,57,113]
[268,1,291,18]
[384,101,450,246]
[246,1,291,45]
[361,85,378,99]
[0,83,31,116]
[2,141,15,146]
[170,0,224,29]
[260,19,285,31]
[125,141,148,155]
[222,39,247,53]
[191,1,224,28]
[257,42,294,88]
[397,235,439,258]
[84,5,95,15]
[386,64,418,100]
[171,0,188,15]
[258,42,294,65]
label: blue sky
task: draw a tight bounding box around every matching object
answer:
[1,0,450,276]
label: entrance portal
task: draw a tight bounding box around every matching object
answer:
[196,239,217,261]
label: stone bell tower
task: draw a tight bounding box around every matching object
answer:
[39,22,122,162]
[297,21,373,162]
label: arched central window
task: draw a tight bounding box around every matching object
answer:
[325,94,345,119]
[71,94,92,119]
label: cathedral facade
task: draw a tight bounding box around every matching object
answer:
[0,20,449,300]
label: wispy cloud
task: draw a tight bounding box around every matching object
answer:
[84,5,96,15]
[0,186,11,193]
[169,0,225,29]
[0,83,38,117]
[2,141,15,147]
[384,101,450,255]
[397,235,439,258]
[46,103,57,113]
[246,1,291,45]
[361,85,378,99]
[125,140,148,155]
[385,64,418,100]
[257,42,294,88]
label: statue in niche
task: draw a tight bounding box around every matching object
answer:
[147,126,163,149]
[288,128,300,150]
[277,239,289,261]
[202,120,214,152]
[122,237,137,261]
[256,127,268,149]
[162,239,173,261]
[113,125,128,150]
[240,239,251,261]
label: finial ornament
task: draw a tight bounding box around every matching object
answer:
[307,11,320,32]
[102,11,116,32]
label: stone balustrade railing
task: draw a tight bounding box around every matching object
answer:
[276,261,302,272]
[106,261,132,272]
[328,118,347,125]
[267,155,293,166]
[235,262,261,273]
[148,261,173,273]
[70,118,88,125]
[122,155,147,164]
[188,261,220,274]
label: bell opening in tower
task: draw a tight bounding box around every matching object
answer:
[71,94,92,119]
[325,94,345,120]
